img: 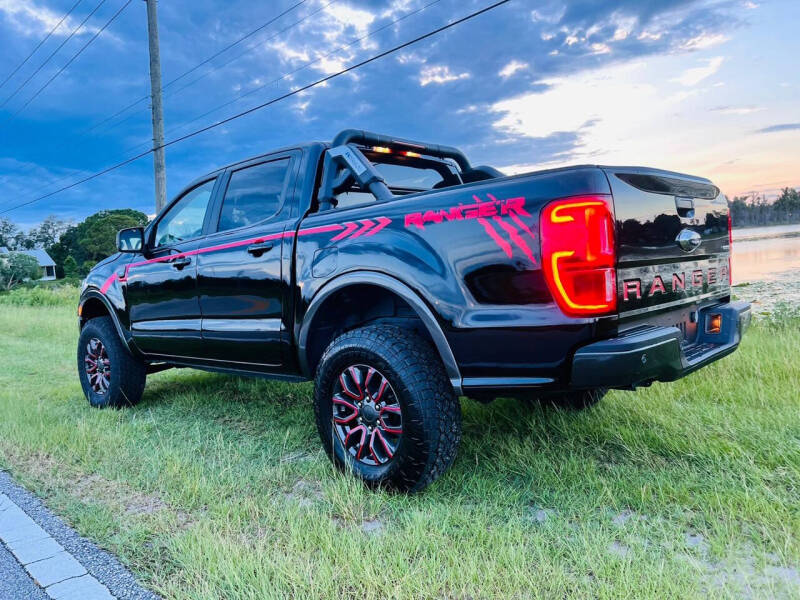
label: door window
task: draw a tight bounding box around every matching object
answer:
[217,159,290,232]
[154,179,215,248]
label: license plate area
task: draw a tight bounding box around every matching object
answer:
[619,305,700,345]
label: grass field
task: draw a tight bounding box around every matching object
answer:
[0,288,798,599]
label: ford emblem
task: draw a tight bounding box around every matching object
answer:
[676,229,701,252]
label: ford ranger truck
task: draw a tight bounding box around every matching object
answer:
[77,129,751,492]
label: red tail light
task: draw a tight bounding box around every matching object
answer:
[727,211,733,284]
[540,195,617,317]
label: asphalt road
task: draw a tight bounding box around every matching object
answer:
[0,540,49,600]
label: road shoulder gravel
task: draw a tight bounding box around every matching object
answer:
[0,470,158,600]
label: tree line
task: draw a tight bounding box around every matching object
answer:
[0,209,148,280]
[728,187,800,228]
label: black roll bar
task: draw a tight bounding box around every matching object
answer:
[332,129,472,172]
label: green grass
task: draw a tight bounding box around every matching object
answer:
[0,300,798,599]
[0,281,79,307]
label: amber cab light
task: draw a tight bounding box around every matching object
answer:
[540,195,617,317]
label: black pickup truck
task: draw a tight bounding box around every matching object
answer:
[77,129,751,491]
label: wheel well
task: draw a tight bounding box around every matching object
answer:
[79,297,111,328]
[304,284,438,376]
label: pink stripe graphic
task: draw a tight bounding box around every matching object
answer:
[477,217,512,257]
[99,223,347,295]
[508,211,536,242]
[492,216,536,264]
[330,222,359,241]
[349,219,376,239]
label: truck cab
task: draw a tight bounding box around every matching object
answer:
[77,129,751,492]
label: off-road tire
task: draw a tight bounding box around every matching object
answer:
[314,324,461,493]
[78,316,146,408]
[544,388,607,410]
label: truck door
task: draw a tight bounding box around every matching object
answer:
[195,152,299,367]
[126,177,218,357]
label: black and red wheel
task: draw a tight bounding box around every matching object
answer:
[77,316,146,408]
[84,337,111,395]
[332,365,403,466]
[314,324,461,492]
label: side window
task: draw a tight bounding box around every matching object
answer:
[217,159,290,232]
[154,179,215,248]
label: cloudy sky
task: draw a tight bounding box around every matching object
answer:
[0,0,797,229]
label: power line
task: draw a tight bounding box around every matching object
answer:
[10,0,134,119]
[89,0,338,138]
[0,0,318,206]
[94,0,416,149]
[0,0,108,110]
[98,0,443,163]
[0,0,85,91]
[1,0,512,216]
[82,0,314,134]
[160,0,338,105]
[162,0,444,144]
[0,0,323,200]
[165,0,310,91]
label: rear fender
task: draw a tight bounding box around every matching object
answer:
[297,271,463,394]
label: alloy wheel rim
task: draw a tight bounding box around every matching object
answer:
[332,364,402,467]
[84,337,111,395]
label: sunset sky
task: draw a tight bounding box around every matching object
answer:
[0,0,797,229]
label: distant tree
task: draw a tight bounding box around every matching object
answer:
[47,209,148,276]
[80,260,97,277]
[0,218,19,250]
[77,209,148,263]
[727,188,800,227]
[30,215,71,249]
[0,252,40,290]
[48,225,81,278]
[774,187,800,218]
[63,255,79,279]
[12,230,34,250]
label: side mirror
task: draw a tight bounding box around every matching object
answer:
[117,227,144,253]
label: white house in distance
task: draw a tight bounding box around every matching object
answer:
[0,247,57,281]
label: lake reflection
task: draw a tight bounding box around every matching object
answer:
[732,225,800,284]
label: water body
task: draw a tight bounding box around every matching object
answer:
[731,224,800,284]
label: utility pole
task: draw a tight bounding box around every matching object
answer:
[145,0,166,212]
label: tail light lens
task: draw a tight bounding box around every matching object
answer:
[540,195,617,317]
[727,211,733,285]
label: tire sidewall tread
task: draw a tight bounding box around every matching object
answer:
[314,324,461,493]
[77,316,146,409]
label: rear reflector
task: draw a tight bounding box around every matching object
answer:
[540,195,617,317]
[706,313,722,334]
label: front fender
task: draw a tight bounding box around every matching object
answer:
[78,290,137,354]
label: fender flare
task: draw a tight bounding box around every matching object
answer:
[297,271,463,395]
[79,290,135,354]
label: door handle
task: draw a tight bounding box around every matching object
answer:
[247,242,274,257]
[171,257,191,270]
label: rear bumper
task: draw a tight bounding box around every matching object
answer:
[571,301,751,389]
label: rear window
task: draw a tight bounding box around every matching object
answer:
[374,163,446,190]
[217,159,290,232]
[334,152,460,210]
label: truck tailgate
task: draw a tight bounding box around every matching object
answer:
[604,167,731,326]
